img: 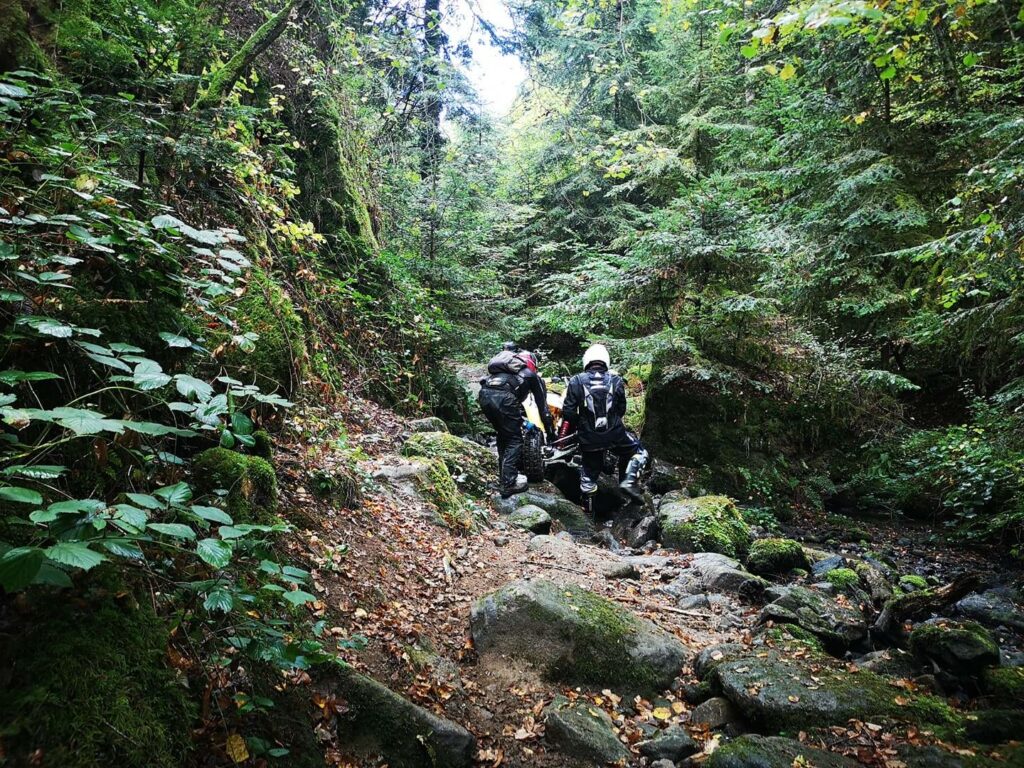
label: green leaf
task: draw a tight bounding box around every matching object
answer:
[175,374,213,400]
[0,83,29,98]
[35,562,73,588]
[0,370,62,386]
[112,504,148,530]
[218,525,247,540]
[880,66,896,80]
[53,408,125,435]
[133,360,172,390]
[45,542,107,570]
[147,523,196,540]
[191,505,233,524]
[154,482,192,506]
[0,486,42,504]
[2,464,66,480]
[231,412,254,436]
[282,590,317,607]
[126,493,163,509]
[0,546,44,590]
[203,589,234,612]
[103,539,145,559]
[197,538,233,568]
[159,332,193,348]
[740,43,759,59]
[219,430,236,449]
[962,52,979,66]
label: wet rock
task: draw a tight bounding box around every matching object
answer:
[506,489,592,531]
[956,588,1024,631]
[665,553,767,600]
[401,431,495,497]
[507,504,552,534]
[689,696,739,730]
[658,495,751,557]
[706,735,857,768]
[703,641,955,731]
[470,579,687,694]
[759,585,867,649]
[629,515,659,548]
[745,538,809,575]
[909,619,1000,676]
[543,695,630,764]
[409,416,449,433]
[637,724,698,761]
[810,554,846,579]
[334,668,475,768]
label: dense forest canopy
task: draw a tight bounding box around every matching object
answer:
[0,0,1023,762]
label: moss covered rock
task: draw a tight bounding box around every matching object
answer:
[981,666,1024,708]
[494,489,593,532]
[703,640,956,731]
[964,709,1024,744]
[658,495,751,557]
[409,416,449,433]
[900,574,930,592]
[909,620,1000,676]
[470,579,687,695]
[401,431,494,497]
[825,567,860,590]
[193,447,278,522]
[414,458,473,531]
[333,667,475,767]
[746,538,809,575]
[760,585,868,649]
[507,504,552,534]
[707,735,857,768]
[543,695,630,764]
[0,596,194,768]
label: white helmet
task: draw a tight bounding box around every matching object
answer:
[582,343,610,369]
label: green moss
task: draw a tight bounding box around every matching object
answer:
[900,574,929,590]
[761,623,824,651]
[309,465,361,508]
[252,429,274,459]
[982,666,1024,709]
[415,458,473,531]
[908,621,1000,675]
[401,431,495,497]
[0,593,194,768]
[0,0,50,71]
[746,538,809,575]
[545,584,661,692]
[659,495,752,558]
[825,567,860,589]
[193,447,278,522]
[225,265,306,393]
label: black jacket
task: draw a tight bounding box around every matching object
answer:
[479,368,555,434]
[561,364,628,449]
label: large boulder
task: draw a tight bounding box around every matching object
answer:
[400,431,494,497]
[658,495,751,558]
[494,488,592,531]
[745,538,809,575]
[470,579,687,694]
[409,416,449,433]
[701,641,955,731]
[909,619,1000,676]
[707,735,858,768]
[334,668,475,768]
[542,695,629,764]
[759,586,867,649]
[637,724,698,761]
[664,553,767,600]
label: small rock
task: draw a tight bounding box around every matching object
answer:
[689,696,738,730]
[493,535,509,547]
[650,760,677,768]
[759,585,867,649]
[964,709,1024,744]
[664,553,767,600]
[543,695,630,764]
[629,515,659,548]
[492,521,508,531]
[592,528,622,552]
[637,724,698,761]
[853,649,919,678]
[507,504,552,534]
[603,562,640,580]
[810,555,846,578]
[409,416,449,433]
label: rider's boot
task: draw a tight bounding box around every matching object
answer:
[619,453,648,504]
[581,492,596,527]
[500,479,528,498]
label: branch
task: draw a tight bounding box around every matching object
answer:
[196,0,304,109]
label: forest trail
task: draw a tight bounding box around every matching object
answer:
[274,376,1024,768]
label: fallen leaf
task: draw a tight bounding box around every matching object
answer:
[226,733,249,764]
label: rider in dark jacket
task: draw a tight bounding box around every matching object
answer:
[561,344,649,515]
[478,345,556,497]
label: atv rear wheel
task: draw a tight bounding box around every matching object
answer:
[521,428,545,483]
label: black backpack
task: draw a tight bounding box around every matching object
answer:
[479,351,526,394]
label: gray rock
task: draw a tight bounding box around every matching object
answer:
[637,724,698,761]
[515,490,592,531]
[909,619,1001,676]
[857,561,894,605]
[603,562,640,580]
[334,668,475,767]
[629,515,659,548]
[593,528,622,552]
[650,760,676,768]
[470,579,688,694]
[707,735,857,768]
[409,416,449,433]
[810,555,846,578]
[759,585,867,649]
[493,535,509,547]
[507,504,552,534]
[649,460,686,495]
[689,696,739,730]
[665,553,767,600]
[543,695,630,764]
[956,589,1024,631]
[694,643,746,679]
[853,649,919,678]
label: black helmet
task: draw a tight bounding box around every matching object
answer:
[501,341,520,352]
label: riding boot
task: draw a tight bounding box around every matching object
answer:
[581,492,596,527]
[619,452,648,504]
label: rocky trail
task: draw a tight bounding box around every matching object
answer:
[271,388,1024,768]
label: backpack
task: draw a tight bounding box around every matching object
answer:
[580,370,618,432]
[479,351,526,395]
